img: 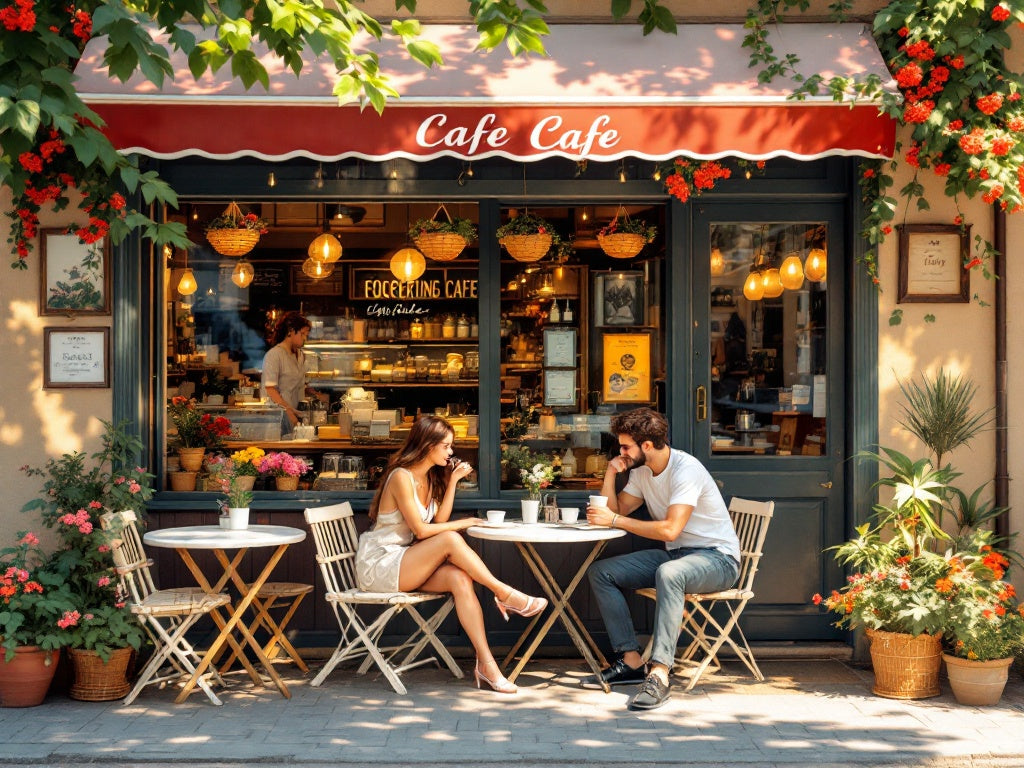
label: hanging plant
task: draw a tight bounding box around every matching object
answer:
[205,202,268,257]
[596,208,658,259]
[496,212,560,263]
[409,205,477,262]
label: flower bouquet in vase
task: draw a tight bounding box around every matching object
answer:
[519,461,555,524]
[215,458,256,530]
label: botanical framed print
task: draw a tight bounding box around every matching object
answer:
[39,230,111,316]
[602,331,652,403]
[897,224,970,303]
[543,368,577,407]
[543,328,577,368]
[593,271,645,326]
[43,327,110,388]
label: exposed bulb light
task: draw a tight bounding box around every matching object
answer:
[231,259,255,288]
[308,232,342,263]
[176,268,198,296]
[742,270,764,301]
[779,252,805,290]
[618,162,627,183]
[710,247,725,277]
[302,257,335,279]
[389,247,425,282]
[466,163,474,178]
[652,166,662,182]
[804,247,827,282]
[389,161,399,180]
[267,171,276,188]
[314,165,324,189]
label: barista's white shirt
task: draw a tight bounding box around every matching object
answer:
[622,448,739,562]
[260,343,306,409]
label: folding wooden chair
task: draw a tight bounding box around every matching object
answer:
[638,497,774,691]
[217,580,314,674]
[101,510,232,705]
[304,502,463,695]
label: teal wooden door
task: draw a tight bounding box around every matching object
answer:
[679,201,848,640]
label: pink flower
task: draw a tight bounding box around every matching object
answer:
[129,481,141,493]
[57,610,81,629]
[88,500,102,509]
[97,576,111,587]
[19,532,39,546]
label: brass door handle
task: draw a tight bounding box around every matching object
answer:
[820,481,833,489]
[696,385,707,422]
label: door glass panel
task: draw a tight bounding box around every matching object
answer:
[709,222,828,457]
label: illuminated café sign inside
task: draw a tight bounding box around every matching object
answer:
[351,266,478,302]
[415,113,620,157]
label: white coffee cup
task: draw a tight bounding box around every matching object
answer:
[486,510,505,524]
[560,507,580,524]
[589,495,608,508]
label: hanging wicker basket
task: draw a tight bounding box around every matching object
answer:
[414,232,467,262]
[597,232,646,260]
[206,202,263,256]
[500,233,552,263]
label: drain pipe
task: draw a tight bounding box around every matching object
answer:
[994,208,1008,540]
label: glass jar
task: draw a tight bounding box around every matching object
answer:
[470,316,479,338]
[442,315,456,339]
[456,315,470,338]
[410,318,424,339]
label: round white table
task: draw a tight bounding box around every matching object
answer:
[143,524,306,702]
[467,522,625,692]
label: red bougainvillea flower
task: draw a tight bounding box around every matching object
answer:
[903,100,934,123]
[895,62,924,88]
[991,3,1011,22]
[959,128,987,155]
[948,119,964,131]
[982,183,1005,204]
[991,135,1015,156]
[904,40,936,60]
[954,215,964,225]
[965,257,983,270]
[977,93,1004,115]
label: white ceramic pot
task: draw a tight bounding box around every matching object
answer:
[521,499,540,525]
[228,507,250,530]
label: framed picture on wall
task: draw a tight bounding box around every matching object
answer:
[897,223,971,303]
[593,271,645,326]
[601,331,653,403]
[43,327,110,388]
[39,230,111,316]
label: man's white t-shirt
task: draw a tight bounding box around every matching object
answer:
[622,448,740,562]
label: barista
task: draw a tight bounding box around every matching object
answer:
[260,312,324,430]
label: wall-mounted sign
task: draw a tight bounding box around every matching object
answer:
[349,266,479,301]
[43,327,110,388]
[897,224,970,303]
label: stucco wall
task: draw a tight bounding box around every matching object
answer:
[0,186,112,545]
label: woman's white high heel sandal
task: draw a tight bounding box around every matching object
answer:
[474,662,517,694]
[494,590,548,621]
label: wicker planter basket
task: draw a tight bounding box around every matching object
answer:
[414,232,468,262]
[206,228,261,257]
[598,232,646,260]
[867,629,942,699]
[275,475,300,491]
[68,647,133,702]
[500,233,552,263]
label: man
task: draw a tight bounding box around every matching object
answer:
[584,408,740,710]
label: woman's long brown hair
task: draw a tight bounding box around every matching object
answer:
[368,415,454,522]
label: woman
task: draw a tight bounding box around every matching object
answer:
[356,415,546,694]
[260,311,318,431]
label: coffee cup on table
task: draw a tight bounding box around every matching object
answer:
[560,507,580,524]
[486,510,505,524]
[588,495,608,508]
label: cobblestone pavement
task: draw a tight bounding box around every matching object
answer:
[2,658,1023,768]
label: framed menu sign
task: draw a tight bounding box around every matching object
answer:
[897,224,970,303]
[43,327,110,388]
[601,331,653,404]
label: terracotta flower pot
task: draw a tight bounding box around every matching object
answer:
[177,447,206,472]
[0,646,59,707]
[275,475,299,491]
[168,470,198,491]
[867,629,942,699]
[943,653,1014,706]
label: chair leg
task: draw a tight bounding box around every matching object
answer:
[679,599,754,692]
[402,600,462,678]
[127,614,223,706]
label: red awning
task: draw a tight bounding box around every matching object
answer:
[75,23,897,163]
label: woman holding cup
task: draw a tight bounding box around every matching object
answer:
[355,415,547,694]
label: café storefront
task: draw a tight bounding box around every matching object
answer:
[77,22,896,648]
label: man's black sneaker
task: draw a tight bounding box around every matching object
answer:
[580,658,649,689]
[627,673,671,710]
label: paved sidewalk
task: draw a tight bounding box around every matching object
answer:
[2,657,1023,768]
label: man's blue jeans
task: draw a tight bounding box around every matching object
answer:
[588,547,740,669]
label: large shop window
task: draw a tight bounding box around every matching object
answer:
[709,222,828,457]
[164,202,482,492]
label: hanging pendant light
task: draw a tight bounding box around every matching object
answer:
[390,247,426,282]
[308,204,342,263]
[231,259,255,288]
[176,249,197,296]
[761,267,784,298]
[302,257,335,279]
[742,270,764,301]
[804,247,827,282]
[710,246,725,277]
[779,252,805,290]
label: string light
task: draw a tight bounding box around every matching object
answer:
[314,164,324,189]
[652,166,662,182]
[302,257,335,279]
[389,247,426,282]
[176,249,197,296]
[618,161,627,183]
[267,171,276,188]
[231,259,255,288]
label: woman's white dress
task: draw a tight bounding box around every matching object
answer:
[355,467,436,592]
